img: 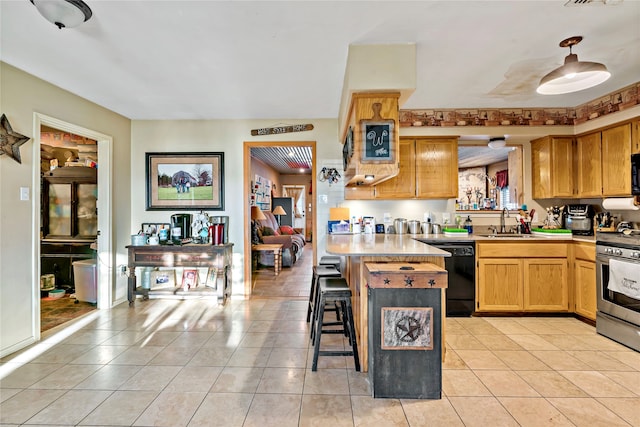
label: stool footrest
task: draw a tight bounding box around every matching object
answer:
[318,350,354,357]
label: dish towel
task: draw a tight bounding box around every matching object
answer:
[608,259,640,300]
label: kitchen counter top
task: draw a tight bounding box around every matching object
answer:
[328,233,596,244]
[326,234,451,256]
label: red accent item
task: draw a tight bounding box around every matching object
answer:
[211,224,225,245]
[496,170,508,188]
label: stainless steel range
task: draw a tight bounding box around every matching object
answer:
[596,231,640,351]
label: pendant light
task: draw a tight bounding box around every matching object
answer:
[30,0,93,29]
[537,36,610,95]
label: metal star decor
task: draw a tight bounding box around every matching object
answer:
[0,114,30,164]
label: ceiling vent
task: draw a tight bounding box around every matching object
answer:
[564,0,623,6]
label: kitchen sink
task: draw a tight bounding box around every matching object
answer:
[476,233,532,238]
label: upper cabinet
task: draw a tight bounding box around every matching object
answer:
[342,92,400,187]
[531,136,574,199]
[575,132,602,197]
[531,120,637,199]
[359,136,458,200]
[415,137,458,199]
[601,124,632,196]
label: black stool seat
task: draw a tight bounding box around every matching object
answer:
[319,255,341,271]
[306,265,341,325]
[311,277,360,372]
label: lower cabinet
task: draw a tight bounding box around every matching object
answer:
[572,241,596,320]
[476,242,569,313]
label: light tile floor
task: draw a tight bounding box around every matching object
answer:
[1,248,639,426]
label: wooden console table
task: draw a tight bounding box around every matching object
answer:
[251,243,283,276]
[126,243,233,306]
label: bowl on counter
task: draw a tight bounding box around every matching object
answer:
[48,289,65,299]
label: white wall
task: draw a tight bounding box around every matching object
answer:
[0,62,131,356]
[130,119,339,296]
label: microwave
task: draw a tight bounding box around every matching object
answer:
[633,153,640,195]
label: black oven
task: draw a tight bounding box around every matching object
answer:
[632,153,640,195]
[595,233,640,351]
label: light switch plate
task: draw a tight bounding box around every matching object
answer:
[20,187,29,201]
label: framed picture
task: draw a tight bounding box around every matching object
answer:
[181,269,198,290]
[141,222,170,235]
[150,269,176,290]
[206,267,220,289]
[146,152,224,211]
[361,121,394,162]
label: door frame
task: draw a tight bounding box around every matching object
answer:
[32,113,113,339]
[243,141,316,297]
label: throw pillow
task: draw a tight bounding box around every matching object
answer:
[261,226,275,236]
[279,225,295,235]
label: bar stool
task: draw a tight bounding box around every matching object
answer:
[319,255,341,272]
[311,277,360,372]
[306,265,342,328]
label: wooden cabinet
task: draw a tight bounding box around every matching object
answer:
[374,139,416,198]
[602,123,632,196]
[416,137,458,198]
[523,259,568,311]
[476,242,568,313]
[41,167,97,239]
[371,136,458,199]
[477,259,523,311]
[575,132,602,197]
[633,120,640,154]
[531,136,574,199]
[572,242,596,321]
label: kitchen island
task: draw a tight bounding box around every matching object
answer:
[326,234,450,372]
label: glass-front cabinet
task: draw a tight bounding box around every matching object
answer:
[42,167,97,239]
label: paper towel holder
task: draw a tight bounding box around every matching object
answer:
[602,197,640,211]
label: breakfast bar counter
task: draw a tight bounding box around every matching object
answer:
[326,234,450,372]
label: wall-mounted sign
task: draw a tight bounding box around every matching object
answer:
[361,121,394,162]
[251,123,314,136]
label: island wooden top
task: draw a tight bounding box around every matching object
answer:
[326,234,450,257]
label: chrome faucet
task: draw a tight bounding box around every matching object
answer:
[500,208,510,233]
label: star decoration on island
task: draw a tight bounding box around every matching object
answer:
[0,114,30,164]
[395,316,422,342]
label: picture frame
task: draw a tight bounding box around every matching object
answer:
[181,269,198,290]
[361,121,394,162]
[141,222,170,235]
[149,269,176,290]
[381,307,433,351]
[146,152,224,211]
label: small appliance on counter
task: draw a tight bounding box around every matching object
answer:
[171,213,192,241]
[209,215,229,244]
[563,204,595,235]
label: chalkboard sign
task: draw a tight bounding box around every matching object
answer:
[362,121,394,162]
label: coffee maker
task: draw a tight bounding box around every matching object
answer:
[171,214,192,241]
[209,216,229,245]
[563,205,595,235]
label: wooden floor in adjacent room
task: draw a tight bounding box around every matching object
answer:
[251,243,313,299]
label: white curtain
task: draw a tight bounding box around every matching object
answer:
[283,186,303,217]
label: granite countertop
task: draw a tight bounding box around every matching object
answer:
[326,234,451,257]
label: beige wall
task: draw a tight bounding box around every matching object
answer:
[130,119,339,296]
[0,62,131,356]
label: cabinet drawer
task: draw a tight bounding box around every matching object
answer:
[365,262,447,289]
[573,242,595,261]
[477,243,567,258]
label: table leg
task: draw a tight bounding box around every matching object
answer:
[127,266,136,307]
[274,249,281,276]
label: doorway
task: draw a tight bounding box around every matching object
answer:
[243,141,316,298]
[32,113,113,339]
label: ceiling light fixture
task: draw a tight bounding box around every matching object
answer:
[30,0,93,29]
[488,137,506,149]
[537,36,610,95]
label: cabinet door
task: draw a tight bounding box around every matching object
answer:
[477,259,523,311]
[523,259,568,311]
[415,138,458,198]
[633,120,640,154]
[602,124,631,196]
[531,137,549,199]
[375,138,416,199]
[344,185,375,200]
[574,260,596,320]
[576,132,602,197]
[550,137,575,198]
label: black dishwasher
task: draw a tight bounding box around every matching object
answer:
[415,239,476,317]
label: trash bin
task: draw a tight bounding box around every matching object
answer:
[73,259,97,303]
